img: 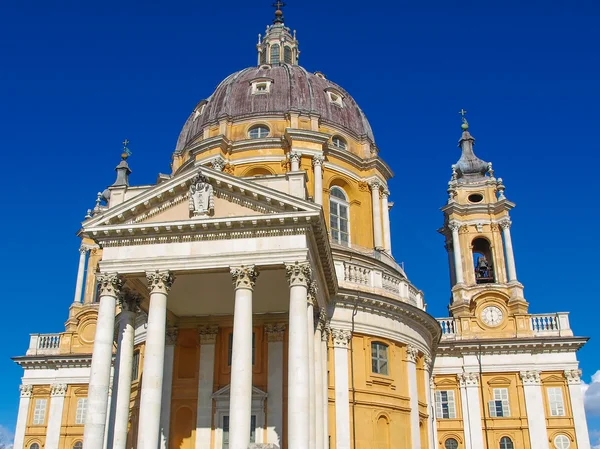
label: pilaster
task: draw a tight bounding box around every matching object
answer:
[406,346,420,449]
[265,323,286,447]
[520,370,549,449]
[332,328,351,449]
[457,372,484,449]
[564,370,591,449]
[196,326,219,449]
[46,384,67,449]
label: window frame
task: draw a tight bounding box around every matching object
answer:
[75,397,88,425]
[445,438,459,449]
[489,388,511,417]
[332,136,347,150]
[547,387,566,416]
[132,350,141,381]
[329,186,350,247]
[435,390,457,419]
[370,341,389,376]
[553,435,571,449]
[32,398,47,425]
[284,46,292,63]
[499,437,514,449]
[30,444,40,449]
[73,441,83,449]
[270,44,280,64]
[248,125,270,139]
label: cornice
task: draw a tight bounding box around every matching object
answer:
[13,354,96,369]
[284,128,330,145]
[186,135,230,157]
[441,198,516,216]
[436,337,588,356]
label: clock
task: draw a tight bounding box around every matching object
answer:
[481,306,504,326]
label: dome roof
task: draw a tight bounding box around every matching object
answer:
[174,64,375,154]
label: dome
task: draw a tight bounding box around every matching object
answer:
[174,64,375,154]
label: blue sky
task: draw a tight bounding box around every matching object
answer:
[1,0,599,444]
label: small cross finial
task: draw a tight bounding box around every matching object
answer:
[458,109,469,129]
[121,139,132,159]
[272,0,286,23]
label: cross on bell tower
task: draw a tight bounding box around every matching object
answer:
[256,1,299,66]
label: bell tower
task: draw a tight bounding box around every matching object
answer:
[439,113,528,323]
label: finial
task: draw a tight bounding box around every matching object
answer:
[85,209,93,219]
[272,0,286,24]
[459,109,469,130]
[121,139,132,160]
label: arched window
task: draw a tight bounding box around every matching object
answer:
[284,46,292,63]
[248,125,270,139]
[329,186,349,246]
[73,442,83,449]
[371,342,388,375]
[554,435,570,449]
[445,438,459,449]
[260,49,267,65]
[499,437,514,449]
[270,44,280,64]
[472,237,495,283]
[332,136,347,150]
[30,444,40,449]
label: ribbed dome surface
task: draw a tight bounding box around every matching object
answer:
[175,64,374,153]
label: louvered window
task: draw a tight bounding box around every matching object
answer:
[435,390,456,419]
[33,399,47,425]
[548,387,565,416]
[488,388,510,417]
[75,398,87,424]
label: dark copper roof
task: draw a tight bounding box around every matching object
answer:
[174,64,375,154]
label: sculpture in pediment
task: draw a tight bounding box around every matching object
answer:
[189,174,214,217]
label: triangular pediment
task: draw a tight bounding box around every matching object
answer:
[211,384,268,399]
[82,165,321,233]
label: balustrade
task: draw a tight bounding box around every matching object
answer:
[437,318,456,337]
[343,262,370,285]
[27,333,61,355]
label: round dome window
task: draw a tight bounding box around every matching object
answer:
[468,193,484,203]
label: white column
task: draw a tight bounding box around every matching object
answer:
[83,273,122,449]
[565,370,591,449]
[321,325,330,449]
[14,385,33,449]
[369,180,384,250]
[290,151,302,171]
[73,246,89,303]
[312,155,324,206]
[457,373,485,449]
[160,329,178,449]
[424,357,435,449]
[286,262,312,449]
[449,222,464,284]
[137,270,174,449]
[307,284,317,449]
[229,266,259,449]
[314,312,325,449]
[45,384,67,449]
[109,292,140,449]
[196,326,218,449]
[520,371,550,449]
[332,328,351,449]
[381,190,392,254]
[429,376,438,449]
[265,324,286,446]
[406,346,421,449]
[500,220,518,282]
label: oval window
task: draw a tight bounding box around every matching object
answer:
[468,193,483,203]
[248,125,270,139]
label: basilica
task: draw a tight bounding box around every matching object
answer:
[12,7,590,449]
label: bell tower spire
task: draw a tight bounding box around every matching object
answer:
[256,2,300,66]
[439,113,528,322]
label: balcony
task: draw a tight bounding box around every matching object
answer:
[26,333,62,356]
[437,312,573,341]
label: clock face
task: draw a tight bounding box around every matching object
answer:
[481,306,504,326]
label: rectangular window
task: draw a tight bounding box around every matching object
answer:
[435,390,456,419]
[330,200,349,246]
[227,333,255,366]
[371,342,389,375]
[548,387,565,416]
[132,350,140,380]
[33,399,47,425]
[222,415,256,448]
[75,398,87,424]
[489,388,510,417]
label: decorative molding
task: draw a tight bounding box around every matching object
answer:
[429,376,436,391]
[264,323,286,342]
[358,181,369,192]
[189,173,215,217]
[211,157,227,172]
[321,322,331,342]
[458,372,479,388]
[198,326,219,344]
[97,272,123,298]
[285,261,312,287]
[51,383,68,397]
[165,327,179,345]
[308,280,318,306]
[564,369,582,385]
[20,384,33,398]
[146,270,175,294]
[406,345,419,363]
[231,265,259,290]
[331,328,351,348]
[424,355,433,372]
[520,370,541,385]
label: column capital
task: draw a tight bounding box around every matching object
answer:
[520,370,541,385]
[368,179,381,191]
[79,245,90,255]
[19,384,33,398]
[564,369,582,385]
[424,355,433,371]
[265,323,286,342]
[406,345,419,363]
[308,280,318,306]
[51,383,68,397]
[289,151,302,164]
[119,288,142,313]
[285,261,312,287]
[331,328,351,348]
[381,189,390,199]
[499,219,512,230]
[316,308,328,332]
[457,372,479,388]
[321,321,331,342]
[198,326,219,345]
[97,272,124,298]
[448,221,461,232]
[312,154,325,167]
[166,327,179,345]
[146,270,174,294]
[230,265,259,290]
[429,376,436,391]
[211,157,226,172]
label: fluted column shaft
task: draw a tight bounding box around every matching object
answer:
[136,271,174,449]
[83,273,122,449]
[381,190,392,254]
[501,220,518,282]
[73,246,89,303]
[286,262,312,449]
[109,292,140,449]
[370,181,383,249]
[229,266,259,449]
[449,222,464,284]
[312,155,324,206]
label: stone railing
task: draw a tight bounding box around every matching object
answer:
[343,262,371,285]
[26,333,62,356]
[437,318,457,338]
